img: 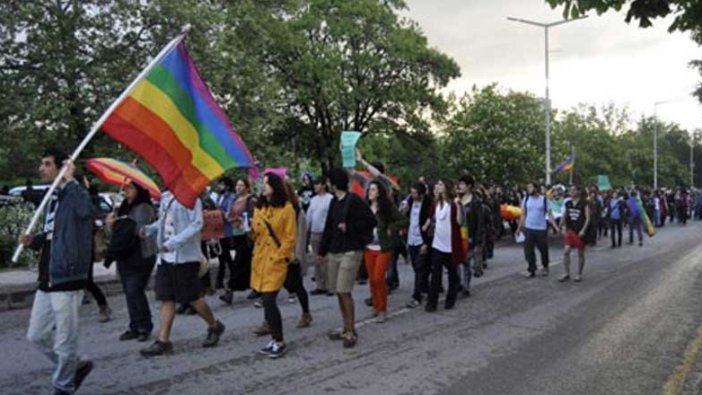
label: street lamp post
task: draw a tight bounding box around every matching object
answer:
[507,16,587,186]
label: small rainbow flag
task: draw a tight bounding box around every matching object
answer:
[553,154,574,174]
[101,40,255,208]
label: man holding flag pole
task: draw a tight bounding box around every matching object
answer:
[19,148,94,395]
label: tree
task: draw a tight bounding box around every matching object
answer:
[0,1,164,180]
[256,0,460,172]
[441,85,545,185]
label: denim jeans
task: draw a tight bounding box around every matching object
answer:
[27,289,83,393]
[462,246,479,290]
[118,256,156,334]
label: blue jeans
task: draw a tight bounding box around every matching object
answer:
[27,290,83,394]
[118,256,156,334]
[463,247,483,290]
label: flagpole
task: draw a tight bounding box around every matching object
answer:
[569,145,575,185]
[12,25,191,263]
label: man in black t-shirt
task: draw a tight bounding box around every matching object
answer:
[560,185,590,282]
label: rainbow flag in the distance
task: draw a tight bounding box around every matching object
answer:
[553,155,574,174]
[102,41,255,208]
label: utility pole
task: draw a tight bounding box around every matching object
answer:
[507,16,587,186]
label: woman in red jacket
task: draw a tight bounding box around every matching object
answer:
[425,178,464,312]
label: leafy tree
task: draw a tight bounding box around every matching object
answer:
[0,0,166,180]
[441,85,545,185]
[256,0,460,172]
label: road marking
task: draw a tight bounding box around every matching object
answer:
[662,320,702,395]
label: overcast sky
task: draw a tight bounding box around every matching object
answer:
[404,0,702,132]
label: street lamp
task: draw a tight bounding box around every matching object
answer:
[507,15,588,185]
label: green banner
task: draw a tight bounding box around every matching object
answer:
[597,175,611,191]
[340,131,362,168]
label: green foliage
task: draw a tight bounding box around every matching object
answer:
[0,199,37,268]
[441,85,545,185]
[256,0,461,172]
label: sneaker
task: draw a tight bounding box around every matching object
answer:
[268,341,288,359]
[328,329,345,341]
[540,267,549,277]
[639,241,643,247]
[137,332,150,342]
[288,294,296,304]
[253,300,263,308]
[119,330,138,341]
[253,322,270,337]
[558,274,571,282]
[98,306,112,323]
[202,320,225,347]
[461,289,471,298]
[219,290,233,305]
[246,290,261,300]
[375,312,387,323]
[521,271,535,278]
[405,299,421,309]
[140,340,173,357]
[310,289,327,296]
[573,274,583,282]
[342,331,358,348]
[259,340,276,355]
[74,360,94,391]
[297,313,313,328]
[425,304,437,313]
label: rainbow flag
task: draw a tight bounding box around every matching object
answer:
[635,196,656,237]
[102,41,255,208]
[553,155,574,174]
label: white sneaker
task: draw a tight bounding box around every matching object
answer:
[375,312,387,323]
[259,340,275,355]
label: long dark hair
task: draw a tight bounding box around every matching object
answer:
[118,182,151,216]
[437,178,455,203]
[258,173,288,208]
[367,180,394,222]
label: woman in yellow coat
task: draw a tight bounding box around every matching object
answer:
[250,172,297,359]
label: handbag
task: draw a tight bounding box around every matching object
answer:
[201,209,225,241]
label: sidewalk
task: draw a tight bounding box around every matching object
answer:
[0,262,121,311]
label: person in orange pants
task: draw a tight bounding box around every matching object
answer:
[364,181,408,323]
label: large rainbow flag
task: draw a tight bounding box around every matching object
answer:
[553,154,574,174]
[102,40,255,208]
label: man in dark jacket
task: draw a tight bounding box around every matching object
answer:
[404,182,433,308]
[19,148,94,395]
[319,168,376,349]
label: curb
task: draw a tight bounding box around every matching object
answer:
[0,274,125,312]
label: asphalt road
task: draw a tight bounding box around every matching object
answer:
[1,221,701,395]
